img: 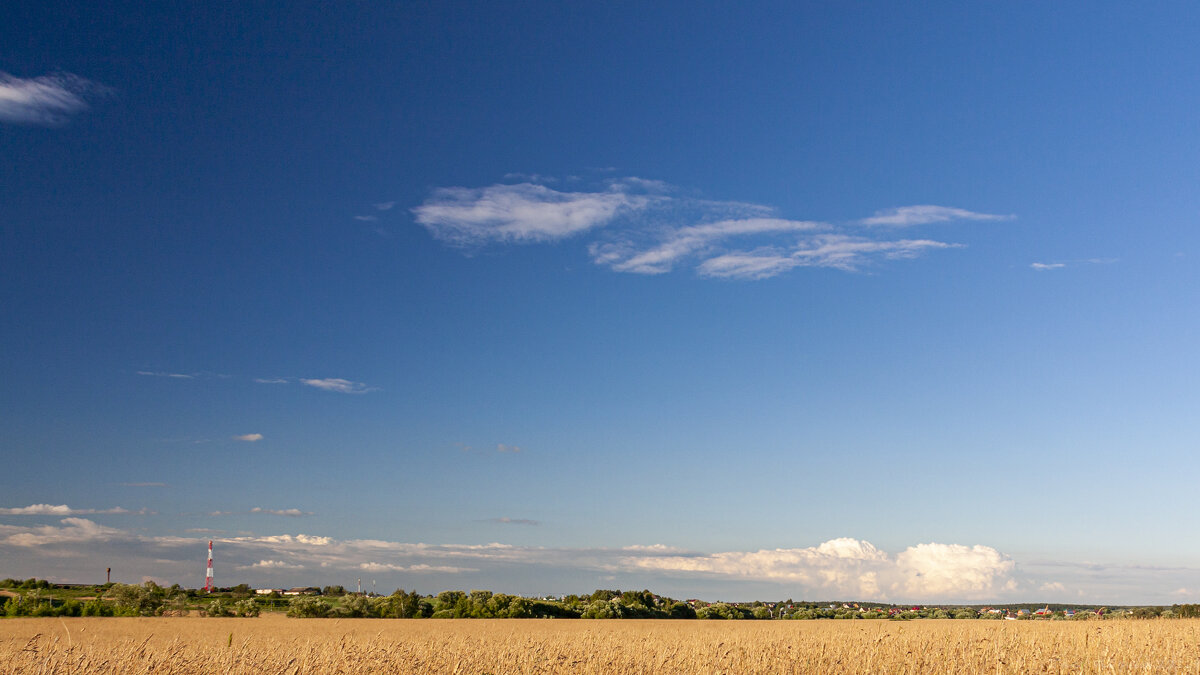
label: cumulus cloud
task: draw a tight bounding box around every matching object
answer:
[860,205,1013,226]
[895,543,1016,598]
[414,177,1007,280]
[0,72,110,125]
[0,504,147,516]
[628,538,891,598]
[300,378,375,394]
[629,538,1015,602]
[233,433,263,442]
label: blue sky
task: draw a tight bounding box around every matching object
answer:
[3,1,1200,603]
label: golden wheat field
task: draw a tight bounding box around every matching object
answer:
[3,616,1200,674]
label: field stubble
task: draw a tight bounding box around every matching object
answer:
[3,615,1200,674]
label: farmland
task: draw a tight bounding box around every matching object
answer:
[3,615,1200,673]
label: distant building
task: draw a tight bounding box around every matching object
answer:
[283,587,321,596]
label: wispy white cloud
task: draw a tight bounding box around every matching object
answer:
[0,504,148,516]
[413,183,650,245]
[860,205,1013,226]
[591,218,822,275]
[247,559,303,569]
[1031,258,1117,271]
[359,562,477,573]
[207,508,313,517]
[696,236,958,279]
[354,214,378,222]
[250,507,311,517]
[137,370,195,379]
[233,433,264,442]
[414,177,1008,280]
[0,518,128,547]
[503,172,559,183]
[300,378,376,394]
[373,201,396,211]
[496,443,521,453]
[485,517,539,526]
[0,72,110,126]
[254,377,289,384]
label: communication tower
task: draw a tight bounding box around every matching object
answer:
[205,540,214,592]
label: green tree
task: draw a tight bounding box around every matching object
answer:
[287,596,331,618]
[235,599,260,617]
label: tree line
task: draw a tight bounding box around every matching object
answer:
[4,578,1198,620]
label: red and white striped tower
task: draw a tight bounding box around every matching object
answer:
[205,540,214,592]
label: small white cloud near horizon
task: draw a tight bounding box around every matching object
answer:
[300,378,376,394]
[860,205,1013,226]
[0,71,110,126]
[233,433,264,442]
[0,504,147,516]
